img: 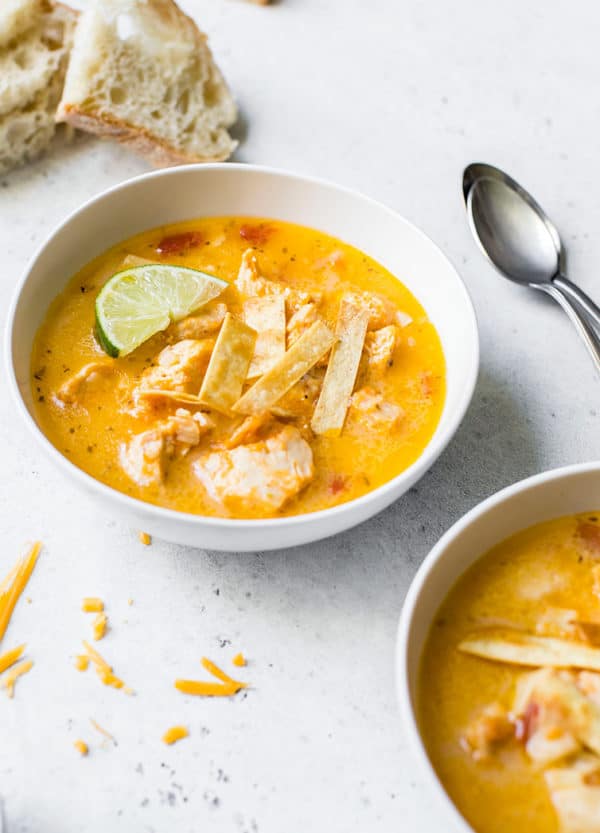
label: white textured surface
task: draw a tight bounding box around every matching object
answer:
[1,1,599,831]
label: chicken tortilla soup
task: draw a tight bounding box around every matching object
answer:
[31,217,445,519]
[419,512,600,833]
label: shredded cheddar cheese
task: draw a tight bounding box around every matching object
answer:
[0,542,41,642]
[74,654,89,671]
[82,640,133,694]
[139,532,152,546]
[90,718,116,745]
[201,656,239,685]
[81,597,104,613]
[175,679,242,696]
[175,656,247,697]
[90,717,117,746]
[92,612,108,641]
[162,725,189,745]
[74,739,88,756]
[232,653,246,667]
[0,644,25,674]
[3,658,33,697]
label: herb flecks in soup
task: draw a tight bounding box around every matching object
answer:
[419,513,600,833]
[31,217,445,519]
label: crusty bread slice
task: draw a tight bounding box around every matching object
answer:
[0,0,41,48]
[0,1,78,174]
[57,0,238,166]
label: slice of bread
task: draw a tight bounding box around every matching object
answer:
[0,1,78,174]
[57,0,238,166]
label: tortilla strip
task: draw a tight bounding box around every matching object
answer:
[459,629,600,672]
[121,255,157,268]
[244,295,286,378]
[136,389,209,407]
[311,298,369,436]
[232,320,336,416]
[199,313,256,414]
[532,673,600,756]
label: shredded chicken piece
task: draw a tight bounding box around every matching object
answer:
[120,409,214,487]
[462,702,514,760]
[226,412,273,449]
[194,425,314,515]
[167,303,227,341]
[272,369,324,419]
[343,291,397,330]
[235,249,320,313]
[287,303,319,348]
[545,754,600,833]
[363,325,399,375]
[346,387,404,431]
[137,339,214,395]
[56,362,115,404]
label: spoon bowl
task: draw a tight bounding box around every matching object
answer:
[464,164,562,285]
[463,162,600,373]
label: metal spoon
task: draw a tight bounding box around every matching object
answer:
[463,162,600,373]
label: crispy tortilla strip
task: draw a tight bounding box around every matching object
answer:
[136,389,208,407]
[199,313,256,414]
[121,255,157,268]
[244,295,286,378]
[459,629,600,672]
[311,298,369,436]
[233,320,336,415]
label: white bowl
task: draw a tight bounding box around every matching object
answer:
[396,461,600,832]
[6,163,478,551]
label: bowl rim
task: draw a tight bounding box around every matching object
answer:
[395,459,600,832]
[5,161,479,530]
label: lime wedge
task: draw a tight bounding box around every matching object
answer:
[95,264,228,357]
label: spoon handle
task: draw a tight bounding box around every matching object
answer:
[553,275,600,331]
[539,283,600,374]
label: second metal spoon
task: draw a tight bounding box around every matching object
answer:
[463,162,600,374]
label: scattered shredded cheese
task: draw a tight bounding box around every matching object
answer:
[175,679,242,697]
[0,644,25,674]
[232,653,247,667]
[74,739,88,756]
[201,656,239,685]
[82,640,133,694]
[162,725,189,745]
[81,597,104,613]
[175,656,247,697]
[139,532,152,546]
[92,612,108,641]
[90,718,117,745]
[0,542,41,642]
[74,654,89,671]
[3,659,33,698]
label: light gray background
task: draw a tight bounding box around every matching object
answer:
[1,1,599,831]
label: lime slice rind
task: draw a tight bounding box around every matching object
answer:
[95,264,227,357]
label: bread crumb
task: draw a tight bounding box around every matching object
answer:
[139,531,152,546]
[162,725,189,745]
[232,652,246,667]
[82,597,104,613]
[74,739,88,756]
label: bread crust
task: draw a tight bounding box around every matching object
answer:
[58,104,237,166]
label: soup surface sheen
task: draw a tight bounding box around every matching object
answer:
[419,512,600,833]
[31,217,445,518]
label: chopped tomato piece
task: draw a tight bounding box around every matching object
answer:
[156,232,203,254]
[239,224,274,246]
[578,520,600,558]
